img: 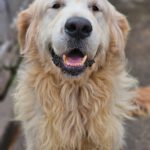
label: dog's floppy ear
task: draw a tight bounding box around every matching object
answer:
[17,9,32,54]
[110,6,130,57]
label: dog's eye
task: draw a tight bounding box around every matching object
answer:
[52,3,61,9]
[92,5,100,12]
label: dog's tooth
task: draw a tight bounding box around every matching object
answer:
[63,55,67,64]
[81,55,87,64]
[77,63,81,66]
[66,62,71,66]
[63,55,66,60]
[64,55,86,67]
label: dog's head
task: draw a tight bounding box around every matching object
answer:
[17,0,129,77]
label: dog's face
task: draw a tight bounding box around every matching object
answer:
[18,0,129,77]
[41,0,110,76]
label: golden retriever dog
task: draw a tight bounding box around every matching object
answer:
[14,0,137,149]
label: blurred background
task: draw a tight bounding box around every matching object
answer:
[0,0,149,149]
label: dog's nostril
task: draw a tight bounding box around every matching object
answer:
[82,25,92,34]
[66,23,76,33]
[65,17,92,39]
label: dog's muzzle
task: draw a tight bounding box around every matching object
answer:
[51,48,95,76]
[50,17,95,76]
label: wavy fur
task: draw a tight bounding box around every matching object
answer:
[14,0,137,150]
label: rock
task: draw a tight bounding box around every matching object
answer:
[13,131,25,150]
[0,0,33,43]
[0,43,20,68]
[0,0,11,43]
[126,118,150,150]
[0,82,14,138]
[0,69,11,98]
[5,0,33,17]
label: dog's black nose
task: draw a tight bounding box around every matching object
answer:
[65,17,92,39]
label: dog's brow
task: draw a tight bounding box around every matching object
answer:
[89,0,101,7]
[50,0,64,4]
[90,0,97,3]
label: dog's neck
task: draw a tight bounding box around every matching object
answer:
[16,56,136,150]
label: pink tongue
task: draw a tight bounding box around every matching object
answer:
[67,57,82,64]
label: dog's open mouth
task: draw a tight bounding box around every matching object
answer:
[63,49,87,67]
[51,48,95,76]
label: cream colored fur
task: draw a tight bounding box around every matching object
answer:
[14,0,137,150]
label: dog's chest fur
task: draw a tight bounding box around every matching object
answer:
[14,63,135,150]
